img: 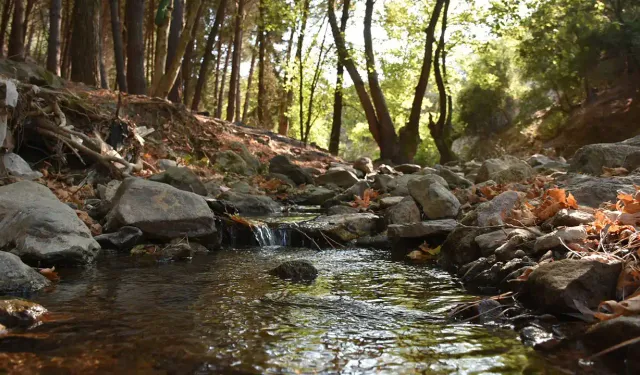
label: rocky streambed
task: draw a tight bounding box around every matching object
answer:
[3,136,640,373]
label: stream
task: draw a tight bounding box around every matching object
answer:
[0,239,569,374]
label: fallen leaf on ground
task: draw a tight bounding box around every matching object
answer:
[602,166,629,177]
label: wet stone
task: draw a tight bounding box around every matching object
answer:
[269,260,318,282]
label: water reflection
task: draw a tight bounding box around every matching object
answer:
[1,247,561,374]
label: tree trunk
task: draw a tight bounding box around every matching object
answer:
[328,0,350,155]
[167,0,183,102]
[126,0,147,94]
[226,0,245,122]
[152,0,172,87]
[47,0,62,74]
[398,0,444,163]
[60,0,73,79]
[242,44,256,122]
[257,0,267,127]
[297,0,311,139]
[7,0,24,60]
[212,38,222,110]
[99,0,110,89]
[110,0,127,92]
[277,25,296,135]
[24,14,34,57]
[70,0,101,86]
[303,26,329,144]
[22,0,35,44]
[151,0,203,98]
[216,38,232,119]
[181,3,201,106]
[191,0,227,111]
[0,0,13,57]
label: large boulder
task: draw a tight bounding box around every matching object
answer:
[269,155,314,185]
[299,213,381,242]
[475,155,534,184]
[557,173,640,208]
[0,181,100,266]
[523,259,621,314]
[105,178,216,239]
[533,226,588,254]
[408,177,460,219]
[440,227,491,270]
[219,191,281,214]
[387,219,457,239]
[0,153,42,180]
[474,191,524,226]
[569,137,640,175]
[384,197,421,225]
[316,169,359,188]
[148,167,207,196]
[0,252,51,294]
[386,174,424,196]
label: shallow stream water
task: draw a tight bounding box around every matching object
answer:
[0,246,569,374]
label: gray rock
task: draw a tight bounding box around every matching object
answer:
[569,140,640,175]
[149,166,207,196]
[230,141,261,172]
[269,155,314,185]
[523,259,621,314]
[0,299,48,328]
[372,174,394,193]
[416,167,438,175]
[408,178,460,219]
[623,150,640,171]
[299,213,380,242]
[204,180,222,197]
[229,181,256,194]
[437,167,473,189]
[475,191,524,226]
[440,227,490,270]
[158,242,193,261]
[584,316,640,355]
[270,260,318,282]
[94,226,143,250]
[98,180,121,203]
[327,205,359,215]
[157,159,177,171]
[475,229,515,257]
[0,153,42,180]
[377,164,398,175]
[475,155,534,184]
[293,185,336,205]
[215,150,252,175]
[268,173,297,187]
[527,154,555,167]
[557,173,640,208]
[0,252,51,294]
[551,209,595,228]
[494,229,539,261]
[395,164,422,174]
[387,219,457,238]
[336,181,371,202]
[384,197,421,225]
[353,157,374,174]
[379,196,404,209]
[0,181,100,266]
[316,169,359,188]
[105,178,216,240]
[387,174,424,196]
[219,191,281,215]
[533,226,587,254]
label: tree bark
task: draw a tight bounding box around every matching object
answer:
[167,0,183,102]
[110,0,127,92]
[126,0,147,94]
[277,25,296,135]
[257,0,267,127]
[99,0,110,89]
[398,0,444,163]
[60,0,73,78]
[152,0,172,87]
[22,0,35,44]
[303,26,329,144]
[328,0,350,155]
[216,38,232,119]
[47,0,62,74]
[191,0,227,111]
[151,0,202,98]
[297,0,311,139]
[0,0,13,57]
[225,0,245,122]
[70,0,101,86]
[242,42,256,122]
[7,0,24,60]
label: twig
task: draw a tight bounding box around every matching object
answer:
[585,335,640,360]
[319,231,345,249]
[292,227,322,251]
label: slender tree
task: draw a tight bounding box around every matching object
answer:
[257,0,267,127]
[167,0,184,102]
[99,0,110,89]
[243,37,257,123]
[0,0,13,57]
[277,25,296,135]
[152,0,172,87]
[7,0,25,60]
[226,0,245,121]
[70,0,101,86]
[110,0,128,92]
[216,38,232,118]
[47,0,62,74]
[328,0,350,155]
[126,0,147,94]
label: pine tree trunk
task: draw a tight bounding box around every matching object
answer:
[167,0,183,102]
[70,0,101,86]
[277,26,295,135]
[191,0,227,111]
[216,38,232,119]
[126,0,147,94]
[24,12,35,58]
[226,0,245,122]
[7,0,24,60]
[212,38,222,109]
[110,0,127,92]
[180,2,203,106]
[60,0,73,79]
[152,0,172,87]
[47,0,62,74]
[0,0,13,57]
[99,0,110,89]
[328,0,350,156]
[297,0,311,139]
[22,0,35,44]
[257,0,267,127]
[242,40,256,123]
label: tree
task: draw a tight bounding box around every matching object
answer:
[167,0,184,102]
[126,0,147,94]
[257,0,267,126]
[110,0,128,92]
[7,0,25,60]
[47,0,62,74]
[152,0,172,87]
[0,0,13,58]
[70,0,101,86]
[226,0,246,122]
[328,0,351,155]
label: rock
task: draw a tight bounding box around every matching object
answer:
[204,180,222,197]
[384,197,421,225]
[408,178,460,219]
[523,259,621,314]
[527,154,555,167]
[372,174,394,193]
[158,242,193,261]
[475,191,524,226]
[416,167,438,175]
[551,209,595,228]
[335,181,371,202]
[98,180,121,203]
[299,213,381,242]
[94,226,143,251]
[269,260,318,282]
[475,229,516,257]
[494,229,539,261]
[327,205,359,215]
[269,155,314,185]
[440,227,491,270]
[149,166,208,196]
[268,173,297,188]
[293,185,336,205]
[379,196,404,209]
[0,299,47,328]
[557,173,640,208]
[407,174,449,189]
[316,169,359,188]
[105,178,216,240]
[353,157,374,174]
[386,174,423,196]
[219,191,281,214]
[583,316,640,355]
[0,153,42,180]
[230,141,261,172]
[157,159,177,171]
[387,219,457,238]
[623,150,640,171]
[437,167,473,189]
[377,164,398,175]
[215,150,252,175]
[520,325,554,347]
[569,140,640,175]
[395,164,422,174]
[533,226,588,254]
[355,233,391,249]
[0,252,51,294]
[475,155,534,184]
[0,181,100,266]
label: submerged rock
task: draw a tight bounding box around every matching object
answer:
[0,181,100,266]
[0,252,51,294]
[149,166,208,196]
[94,226,143,251]
[299,213,381,242]
[0,299,47,328]
[475,155,534,184]
[269,260,318,282]
[269,155,314,185]
[105,178,216,240]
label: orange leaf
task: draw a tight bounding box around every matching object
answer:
[39,267,60,282]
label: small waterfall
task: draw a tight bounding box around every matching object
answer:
[252,222,278,247]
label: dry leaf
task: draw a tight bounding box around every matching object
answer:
[602,167,629,177]
[39,267,60,282]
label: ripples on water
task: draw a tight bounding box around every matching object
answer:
[0,247,560,374]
